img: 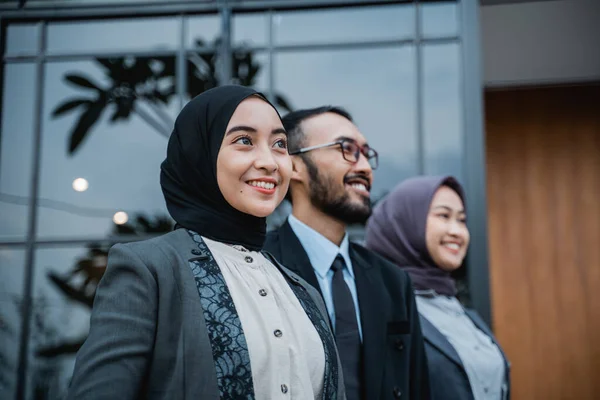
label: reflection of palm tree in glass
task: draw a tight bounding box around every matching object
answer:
[52,38,293,155]
[37,215,173,360]
[0,298,17,396]
[0,294,61,399]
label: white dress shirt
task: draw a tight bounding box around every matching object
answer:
[287,214,363,340]
[204,236,325,399]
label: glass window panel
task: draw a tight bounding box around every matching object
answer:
[33,246,106,307]
[0,247,26,302]
[186,14,221,49]
[274,4,414,45]
[185,50,269,100]
[233,13,268,47]
[26,305,80,400]
[0,63,37,240]
[0,300,19,400]
[37,59,179,238]
[5,23,39,56]
[232,51,269,92]
[0,248,26,400]
[422,43,464,181]
[185,50,219,99]
[26,244,116,399]
[47,17,179,55]
[421,2,459,38]
[0,0,18,8]
[274,47,418,203]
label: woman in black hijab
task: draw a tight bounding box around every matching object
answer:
[67,86,343,400]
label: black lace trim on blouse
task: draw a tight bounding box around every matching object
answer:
[187,230,255,399]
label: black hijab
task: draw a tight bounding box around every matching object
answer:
[160,85,280,251]
[365,176,466,296]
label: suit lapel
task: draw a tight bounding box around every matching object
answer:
[464,310,492,337]
[351,247,387,400]
[276,220,323,297]
[419,314,465,368]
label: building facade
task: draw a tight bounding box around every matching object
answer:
[0,1,487,399]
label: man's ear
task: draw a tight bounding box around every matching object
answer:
[290,156,305,184]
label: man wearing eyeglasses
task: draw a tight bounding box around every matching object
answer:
[264,106,430,400]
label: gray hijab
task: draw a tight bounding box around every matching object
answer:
[365,175,466,296]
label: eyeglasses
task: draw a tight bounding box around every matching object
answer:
[289,139,379,169]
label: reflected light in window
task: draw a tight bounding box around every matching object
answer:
[72,178,89,192]
[113,211,129,225]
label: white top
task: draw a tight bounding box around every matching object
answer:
[203,237,325,400]
[416,294,506,400]
[288,214,363,340]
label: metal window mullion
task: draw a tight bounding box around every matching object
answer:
[457,0,465,182]
[415,0,424,175]
[460,0,491,325]
[193,36,460,52]
[15,19,46,400]
[1,0,407,19]
[3,36,462,64]
[4,48,182,62]
[177,13,187,109]
[0,1,220,19]
[0,234,167,248]
[218,1,232,85]
[267,8,275,102]
[0,16,5,164]
[270,36,461,52]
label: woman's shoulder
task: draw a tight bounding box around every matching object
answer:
[109,229,191,270]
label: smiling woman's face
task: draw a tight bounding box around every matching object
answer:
[216,96,292,218]
[425,185,470,271]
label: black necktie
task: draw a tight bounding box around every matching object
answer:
[331,255,362,400]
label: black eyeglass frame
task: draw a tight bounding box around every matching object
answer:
[288,138,379,169]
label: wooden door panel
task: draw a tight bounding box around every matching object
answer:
[486,85,600,400]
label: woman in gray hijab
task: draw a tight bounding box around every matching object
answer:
[365,175,510,400]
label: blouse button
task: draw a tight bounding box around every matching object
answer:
[245,256,253,263]
[191,249,201,255]
[281,384,288,393]
[274,329,283,338]
[258,289,268,297]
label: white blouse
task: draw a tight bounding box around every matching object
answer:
[203,237,325,399]
[416,294,506,400]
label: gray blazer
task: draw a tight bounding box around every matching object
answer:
[420,310,510,400]
[67,229,344,400]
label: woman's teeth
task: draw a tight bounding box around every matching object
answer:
[443,243,460,250]
[249,181,275,190]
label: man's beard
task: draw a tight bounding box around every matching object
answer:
[303,155,372,225]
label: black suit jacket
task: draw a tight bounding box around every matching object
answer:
[420,310,511,400]
[264,221,430,400]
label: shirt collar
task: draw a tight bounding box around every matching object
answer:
[288,214,354,279]
[415,289,438,297]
